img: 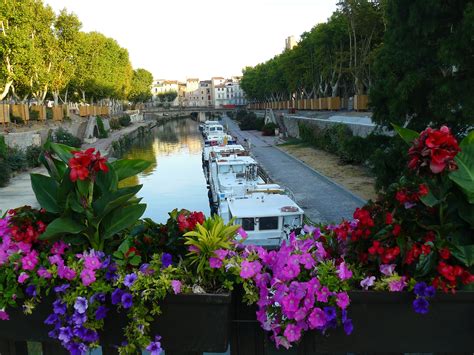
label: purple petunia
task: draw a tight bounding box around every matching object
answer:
[161,253,172,268]
[111,288,124,305]
[44,313,59,325]
[72,311,87,325]
[53,300,67,315]
[124,273,137,288]
[413,297,429,314]
[95,305,108,320]
[73,297,88,314]
[121,292,133,309]
[54,284,70,293]
[25,285,37,298]
[146,335,163,355]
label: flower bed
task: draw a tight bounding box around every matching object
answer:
[0,125,472,354]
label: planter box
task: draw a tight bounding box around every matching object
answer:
[30,105,47,120]
[354,94,369,110]
[0,104,10,124]
[327,97,341,110]
[232,291,474,354]
[79,106,88,117]
[318,97,328,110]
[11,104,29,122]
[52,106,64,121]
[103,293,232,352]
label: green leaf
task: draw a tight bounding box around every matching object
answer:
[66,193,85,213]
[95,164,118,193]
[30,174,60,213]
[129,255,141,266]
[451,245,474,267]
[458,202,474,227]
[420,189,440,207]
[92,185,142,217]
[111,159,152,181]
[57,170,74,208]
[39,217,85,240]
[100,204,147,240]
[391,124,419,145]
[415,252,435,278]
[48,142,75,164]
[449,132,474,203]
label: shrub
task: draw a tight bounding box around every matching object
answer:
[262,122,278,136]
[119,115,131,127]
[239,112,264,130]
[29,109,40,121]
[109,117,121,130]
[46,108,53,120]
[25,145,43,168]
[0,136,7,159]
[11,115,23,124]
[6,147,27,172]
[53,127,81,148]
[0,159,11,187]
[96,117,109,138]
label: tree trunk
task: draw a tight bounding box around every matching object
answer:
[0,80,13,101]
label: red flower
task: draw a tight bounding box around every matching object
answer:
[68,148,108,182]
[421,244,431,255]
[408,126,460,174]
[392,224,401,237]
[439,248,450,260]
[418,184,429,197]
[385,212,393,225]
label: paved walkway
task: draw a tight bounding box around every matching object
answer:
[223,117,365,224]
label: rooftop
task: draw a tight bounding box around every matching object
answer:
[228,193,304,218]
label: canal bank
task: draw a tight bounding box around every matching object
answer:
[0,118,168,213]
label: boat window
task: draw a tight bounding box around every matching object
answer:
[219,165,230,174]
[242,218,255,231]
[232,165,244,173]
[283,215,301,228]
[216,127,223,131]
[259,216,279,230]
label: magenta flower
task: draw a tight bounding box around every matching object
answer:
[336,292,350,309]
[316,286,330,303]
[209,257,222,269]
[50,241,68,255]
[360,276,376,290]
[281,294,300,313]
[188,245,200,253]
[48,254,64,267]
[58,265,76,280]
[240,260,261,279]
[21,250,39,271]
[18,272,29,284]
[298,252,315,270]
[308,307,326,329]
[171,280,182,294]
[388,277,407,291]
[336,261,353,280]
[283,323,302,342]
[84,255,101,270]
[237,227,248,239]
[80,268,96,286]
[380,264,396,276]
[214,249,228,260]
[37,267,52,279]
[0,310,9,321]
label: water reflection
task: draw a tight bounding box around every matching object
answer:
[121,119,210,223]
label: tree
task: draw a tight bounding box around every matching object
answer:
[370,0,474,132]
[156,91,177,103]
[128,68,153,103]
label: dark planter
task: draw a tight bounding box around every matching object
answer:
[232,290,474,354]
[102,292,232,353]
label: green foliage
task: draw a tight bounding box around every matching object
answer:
[25,145,43,167]
[52,127,81,148]
[29,109,40,121]
[46,108,53,120]
[0,159,11,187]
[6,147,27,172]
[370,0,474,132]
[31,142,151,251]
[235,111,264,131]
[109,117,121,130]
[449,131,474,203]
[156,91,178,103]
[10,115,24,125]
[119,115,131,127]
[128,68,153,103]
[96,117,108,138]
[0,136,7,158]
[262,122,278,136]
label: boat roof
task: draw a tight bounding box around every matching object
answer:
[228,193,304,217]
[210,145,245,153]
[204,121,220,125]
[216,156,257,166]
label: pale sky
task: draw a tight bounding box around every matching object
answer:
[44,0,338,81]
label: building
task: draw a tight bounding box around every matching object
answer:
[213,76,246,108]
[186,80,212,107]
[151,79,180,106]
[285,36,297,51]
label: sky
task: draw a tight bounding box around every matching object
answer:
[44,0,338,81]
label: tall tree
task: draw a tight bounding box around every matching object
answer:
[128,68,153,103]
[370,0,474,132]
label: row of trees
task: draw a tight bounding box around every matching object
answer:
[241,0,473,131]
[240,1,384,102]
[0,0,153,104]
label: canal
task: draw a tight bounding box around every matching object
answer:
[121,118,211,222]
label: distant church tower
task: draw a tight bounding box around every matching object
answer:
[285,36,296,51]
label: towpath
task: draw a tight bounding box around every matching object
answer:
[223,116,365,223]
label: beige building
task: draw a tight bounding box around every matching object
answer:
[285,36,297,51]
[152,79,180,106]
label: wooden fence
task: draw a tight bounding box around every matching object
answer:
[248,95,367,112]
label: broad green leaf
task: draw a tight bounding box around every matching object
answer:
[57,169,74,208]
[39,217,85,240]
[391,124,419,145]
[92,185,142,217]
[451,245,474,267]
[458,203,474,227]
[415,252,435,278]
[449,133,474,203]
[420,189,439,207]
[66,193,85,213]
[111,159,152,181]
[95,164,118,193]
[101,204,147,240]
[30,174,60,213]
[49,142,75,164]
[76,179,91,197]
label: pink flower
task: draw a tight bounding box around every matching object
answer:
[214,249,228,260]
[58,265,76,280]
[336,261,353,280]
[316,286,330,303]
[18,272,29,284]
[240,260,262,279]
[50,241,68,255]
[388,276,407,291]
[0,310,9,321]
[380,264,396,276]
[281,294,300,314]
[84,255,101,270]
[17,242,32,253]
[80,268,96,286]
[308,307,326,329]
[209,257,222,269]
[336,292,350,309]
[171,280,182,294]
[283,323,302,342]
[48,254,64,267]
[237,227,248,239]
[188,245,200,254]
[21,250,38,271]
[37,267,52,279]
[298,253,315,270]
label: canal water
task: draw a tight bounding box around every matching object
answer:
[121,118,211,222]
